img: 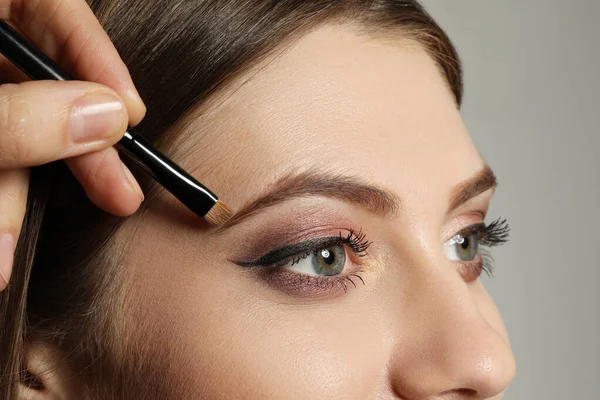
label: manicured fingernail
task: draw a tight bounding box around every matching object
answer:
[122,162,144,201]
[70,92,126,143]
[0,233,16,287]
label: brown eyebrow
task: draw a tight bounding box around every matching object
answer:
[215,165,496,232]
[447,164,497,213]
[215,170,400,231]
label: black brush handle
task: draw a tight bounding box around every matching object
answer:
[0,20,218,216]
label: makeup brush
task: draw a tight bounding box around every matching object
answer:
[0,20,231,225]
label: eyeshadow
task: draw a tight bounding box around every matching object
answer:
[227,206,361,260]
[249,267,366,299]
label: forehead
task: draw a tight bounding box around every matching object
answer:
[176,24,482,213]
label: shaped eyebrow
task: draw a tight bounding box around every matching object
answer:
[216,170,400,231]
[447,164,497,213]
[216,165,496,232]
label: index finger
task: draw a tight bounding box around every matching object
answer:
[1,0,146,124]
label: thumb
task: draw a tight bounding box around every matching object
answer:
[0,80,128,168]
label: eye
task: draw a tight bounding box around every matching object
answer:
[232,229,370,296]
[285,245,347,276]
[443,232,479,261]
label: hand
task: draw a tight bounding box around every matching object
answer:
[0,0,147,290]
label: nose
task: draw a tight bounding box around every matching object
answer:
[386,256,516,399]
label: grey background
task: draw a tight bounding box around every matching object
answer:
[421,0,599,398]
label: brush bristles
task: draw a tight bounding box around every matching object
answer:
[204,200,232,226]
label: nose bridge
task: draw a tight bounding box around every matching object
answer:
[386,253,515,399]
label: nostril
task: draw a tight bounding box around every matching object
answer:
[437,388,478,398]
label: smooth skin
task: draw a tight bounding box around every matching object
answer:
[0,0,146,290]
[25,26,516,398]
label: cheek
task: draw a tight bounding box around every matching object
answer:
[199,309,390,398]
[139,272,391,399]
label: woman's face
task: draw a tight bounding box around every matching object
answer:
[125,25,515,399]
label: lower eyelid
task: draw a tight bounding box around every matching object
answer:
[256,267,366,298]
[457,254,484,282]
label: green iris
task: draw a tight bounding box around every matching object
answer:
[312,246,346,276]
[454,233,479,261]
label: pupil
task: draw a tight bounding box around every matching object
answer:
[321,249,335,265]
[461,237,470,249]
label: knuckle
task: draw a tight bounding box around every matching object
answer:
[0,85,35,165]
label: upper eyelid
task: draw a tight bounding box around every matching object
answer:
[233,236,343,267]
[269,236,341,255]
[458,223,486,236]
[444,223,484,242]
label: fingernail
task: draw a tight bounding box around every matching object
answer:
[70,92,126,143]
[0,233,16,287]
[122,162,144,201]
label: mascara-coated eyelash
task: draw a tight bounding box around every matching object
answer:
[454,217,510,246]
[480,217,510,246]
[234,229,371,268]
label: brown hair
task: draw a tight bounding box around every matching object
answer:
[0,1,462,398]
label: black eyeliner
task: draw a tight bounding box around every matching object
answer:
[234,236,342,267]
[458,223,486,237]
[233,229,371,268]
